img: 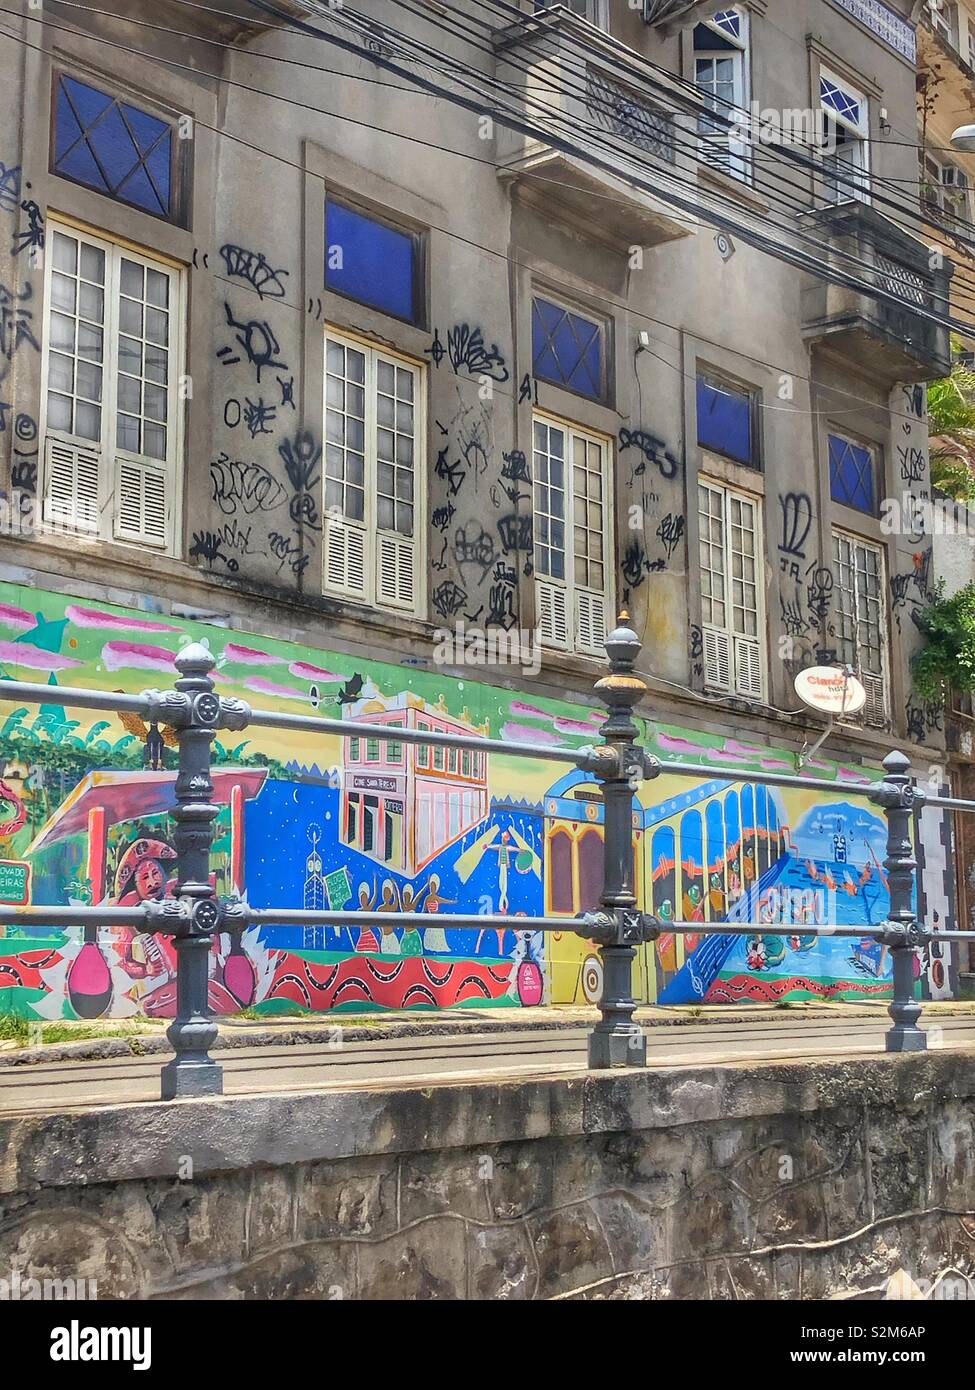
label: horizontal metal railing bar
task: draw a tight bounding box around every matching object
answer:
[646,753,881,799]
[0,905,154,928]
[0,680,155,717]
[239,908,576,931]
[923,794,975,813]
[244,707,593,765]
[5,903,971,940]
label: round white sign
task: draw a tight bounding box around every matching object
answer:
[794,666,867,716]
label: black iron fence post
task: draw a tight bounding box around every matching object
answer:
[584,614,653,1068]
[870,750,928,1054]
[159,643,224,1100]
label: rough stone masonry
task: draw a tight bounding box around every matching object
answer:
[1,1053,974,1300]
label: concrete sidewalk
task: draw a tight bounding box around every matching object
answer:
[3,998,974,1067]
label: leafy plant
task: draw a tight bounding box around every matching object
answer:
[928,350,975,501]
[912,580,975,701]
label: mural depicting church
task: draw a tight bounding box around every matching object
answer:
[0,581,956,1022]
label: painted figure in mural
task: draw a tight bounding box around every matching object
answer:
[112,838,178,988]
[378,879,402,955]
[355,880,381,954]
[418,874,455,953]
[0,777,26,839]
[399,883,424,956]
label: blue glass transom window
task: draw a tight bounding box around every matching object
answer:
[325,202,419,323]
[697,373,757,466]
[532,297,604,400]
[53,74,174,219]
[829,432,876,513]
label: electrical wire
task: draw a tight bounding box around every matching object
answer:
[0,10,950,427]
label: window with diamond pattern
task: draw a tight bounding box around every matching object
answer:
[531,296,605,401]
[52,73,175,220]
[828,432,876,514]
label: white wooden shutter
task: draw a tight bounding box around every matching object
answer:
[703,624,732,692]
[43,437,101,534]
[576,588,607,656]
[861,672,888,729]
[537,579,569,649]
[324,517,367,597]
[376,533,416,611]
[113,458,169,548]
[734,635,763,699]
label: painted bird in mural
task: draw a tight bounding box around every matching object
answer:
[115,695,179,770]
[337,673,366,706]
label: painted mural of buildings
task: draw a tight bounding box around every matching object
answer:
[340,692,490,875]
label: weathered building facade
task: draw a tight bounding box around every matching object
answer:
[0,0,962,1016]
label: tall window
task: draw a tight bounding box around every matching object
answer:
[819,69,870,203]
[926,0,957,45]
[323,331,422,615]
[921,149,971,233]
[533,415,611,656]
[694,9,749,180]
[41,223,182,550]
[831,530,888,727]
[698,480,764,699]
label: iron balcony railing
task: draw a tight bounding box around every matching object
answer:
[1,616,973,1101]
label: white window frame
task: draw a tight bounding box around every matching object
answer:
[543,0,609,28]
[831,528,890,729]
[921,147,971,232]
[693,8,750,182]
[697,478,766,701]
[532,411,613,658]
[819,66,871,205]
[39,218,184,554]
[322,328,425,618]
[926,0,957,45]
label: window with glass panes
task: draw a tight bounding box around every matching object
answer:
[820,69,870,203]
[533,415,610,656]
[831,530,888,726]
[41,223,180,550]
[698,480,764,699]
[323,331,422,614]
[693,9,749,180]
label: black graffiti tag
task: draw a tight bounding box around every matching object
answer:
[210,453,287,516]
[219,244,290,300]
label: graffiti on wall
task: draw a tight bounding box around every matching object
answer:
[0,582,954,1022]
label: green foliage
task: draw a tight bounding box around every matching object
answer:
[928,351,975,501]
[912,581,975,702]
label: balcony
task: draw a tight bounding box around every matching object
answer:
[138,0,311,43]
[798,201,952,383]
[494,8,695,248]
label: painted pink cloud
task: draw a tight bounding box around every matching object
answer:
[244,677,309,702]
[0,603,36,632]
[502,721,564,747]
[656,733,707,755]
[510,700,547,719]
[838,767,871,785]
[66,604,179,632]
[289,661,342,682]
[724,739,764,757]
[0,640,83,672]
[223,643,285,666]
[102,641,177,673]
[554,716,601,736]
[759,757,792,771]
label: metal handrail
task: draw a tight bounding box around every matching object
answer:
[0,615,960,1097]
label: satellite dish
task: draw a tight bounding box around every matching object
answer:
[794,666,866,717]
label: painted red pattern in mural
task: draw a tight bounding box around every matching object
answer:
[265,955,513,1011]
[707,973,893,1004]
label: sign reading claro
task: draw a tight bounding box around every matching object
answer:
[793,665,867,717]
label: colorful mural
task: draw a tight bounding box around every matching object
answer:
[0,582,950,1020]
